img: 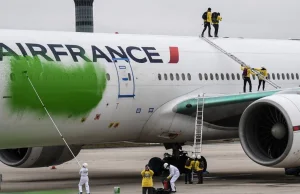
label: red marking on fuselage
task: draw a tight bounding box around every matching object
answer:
[169,47,179,63]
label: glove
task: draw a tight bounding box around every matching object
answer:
[167,176,171,180]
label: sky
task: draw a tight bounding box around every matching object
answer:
[0,0,299,39]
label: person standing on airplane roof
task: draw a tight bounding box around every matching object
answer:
[212,12,222,37]
[241,65,255,93]
[201,8,213,37]
[253,66,268,91]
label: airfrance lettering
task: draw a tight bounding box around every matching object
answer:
[0,43,179,64]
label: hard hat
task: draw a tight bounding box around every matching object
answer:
[82,163,88,168]
[197,155,201,159]
[163,163,169,169]
[191,155,196,159]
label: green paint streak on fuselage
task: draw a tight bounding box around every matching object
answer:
[6,56,106,117]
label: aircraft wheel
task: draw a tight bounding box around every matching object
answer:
[148,157,164,176]
[201,156,208,172]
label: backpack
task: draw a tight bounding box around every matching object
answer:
[212,12,218,23]
[242,68,248,77]
[185,159,191,166]
[202,12,207,20]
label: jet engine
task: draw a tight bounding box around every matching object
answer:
[239,93,300,168]
[0,145,82,168]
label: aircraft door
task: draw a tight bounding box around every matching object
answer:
[113,58,135,98]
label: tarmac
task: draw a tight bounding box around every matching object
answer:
[1,142,300,194]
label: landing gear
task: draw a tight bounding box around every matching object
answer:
[148,143,208,176]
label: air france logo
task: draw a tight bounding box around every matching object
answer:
[0,43,180,64]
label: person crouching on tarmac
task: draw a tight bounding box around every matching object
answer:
[79,163,90,194]
[141,164,154,194]
[164,163,180,193]
[184,155,195,184]
[194,155,204,184]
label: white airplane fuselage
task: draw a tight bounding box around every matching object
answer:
[0,29,300,149]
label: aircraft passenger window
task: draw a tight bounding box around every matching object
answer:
[204,73,208,80]
[215,73,219,80]
[164,73,168,80]
[176,73,180,80]
[286,73,290,80]
[210,73,214,80]
[252,74,256,80]
[272,73,275,80]
[221,73,224,80]
[267,73,270,80]
[128,73,131,81]
[106,73,110,81]
[296,73,299,80]
[187,73,191,80]
[199,73,203,80]
[237,73,240,80]
[282,73,285,80]
[277,73,280,80]
[226,73,230,80]
[170,73,174,81]
[291,73,295,80]
[231,73,235,80]
[181,73,186,80]
[158,74,161,80]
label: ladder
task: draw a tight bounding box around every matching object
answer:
[193,94,205,157]
[201,37,281,89]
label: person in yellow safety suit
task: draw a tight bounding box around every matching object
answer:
[212,12,222,37]
[141,164,154,194]
[184,155,195,184]
[201,8,213,37]
[241,65,255,93]
[253,66,267,91]
[193,155,204,184]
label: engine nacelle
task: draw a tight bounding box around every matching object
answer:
[239,94,300,168]
[0,145,82,168]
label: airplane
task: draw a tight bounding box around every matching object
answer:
[0,29,300,176]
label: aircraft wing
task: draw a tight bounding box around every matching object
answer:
[172,88,300,128]
[173,90,280,116]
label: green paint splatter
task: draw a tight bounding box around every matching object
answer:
[6,56,106,117]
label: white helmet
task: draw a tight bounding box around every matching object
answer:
[197,155,201,159]
[82,163,88,168]
[191,155,196,159]
[163,163,169,169]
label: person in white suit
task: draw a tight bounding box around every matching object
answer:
[164,163,180,193]
[79,163,90,194]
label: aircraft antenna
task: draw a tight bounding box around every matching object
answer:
[22,71,82,168]
[201,37,281,89]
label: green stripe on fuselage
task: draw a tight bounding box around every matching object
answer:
[174,90,281,115]
[5,56,106,117]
